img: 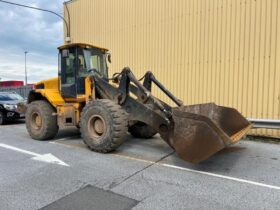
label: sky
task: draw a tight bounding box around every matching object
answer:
[0,0,65,83]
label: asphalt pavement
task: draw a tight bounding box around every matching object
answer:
[0,121,280,210]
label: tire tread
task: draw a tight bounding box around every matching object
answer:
[80,99,128,153]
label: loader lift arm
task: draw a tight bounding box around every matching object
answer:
[115,68,183,109]
[90,67,251,163]
[89,67,176,144]
[112,67,179,119]
[142,71,183,107]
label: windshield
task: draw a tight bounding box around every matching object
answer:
[0,93,23,101]
[83,48,108,78]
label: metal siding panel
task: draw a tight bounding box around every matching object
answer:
[213,0,219,105]
[247,0,255,120]
[273,0,280,137]
[65,0,280,138]
[207,0,214,103]
[242,0,250,116]
[252,0,261,123]
[225,0,233,106]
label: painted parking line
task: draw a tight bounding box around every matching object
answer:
[161,163,280,190]
[113,154,280,191]
[50,139,280,191]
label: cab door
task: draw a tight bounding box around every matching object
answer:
[60,47,77,98]
[76,47,88,95]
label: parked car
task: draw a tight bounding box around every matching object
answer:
[0,92,25,125]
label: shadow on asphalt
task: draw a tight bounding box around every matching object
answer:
[51,128,249,173]
[164,144,247,173]
[1,119,25,126]
[53,127,81,140]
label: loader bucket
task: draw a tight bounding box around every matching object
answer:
[169,103,251,163]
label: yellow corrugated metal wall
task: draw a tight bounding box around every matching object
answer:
[65,0,280,138]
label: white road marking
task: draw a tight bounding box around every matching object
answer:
[161,163,280,190]
[0,143,69,166]
[113,154,280,190]
[50,139,280,190]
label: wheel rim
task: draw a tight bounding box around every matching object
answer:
[31,112,42,130]
[88,115,106,140]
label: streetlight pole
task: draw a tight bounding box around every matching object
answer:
[24,51,28,86]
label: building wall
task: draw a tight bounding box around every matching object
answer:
[65,0,280,138]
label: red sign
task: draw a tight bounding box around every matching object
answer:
[0,81,24,87]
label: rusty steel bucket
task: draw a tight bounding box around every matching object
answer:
[169,103,252,163]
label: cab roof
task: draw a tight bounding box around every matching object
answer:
[58,43,109,52]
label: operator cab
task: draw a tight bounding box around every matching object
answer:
[58,43,109,98]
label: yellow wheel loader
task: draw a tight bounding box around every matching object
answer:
[25,43,251,163]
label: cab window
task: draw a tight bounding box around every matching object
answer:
[77,48,87,77]
[84,48,108,78]
[61,48,76,84]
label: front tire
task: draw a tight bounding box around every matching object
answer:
[80,99,128,153]
[26,100,58,140]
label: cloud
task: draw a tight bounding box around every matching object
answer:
[0,0,65,83]
[0,47,58,82]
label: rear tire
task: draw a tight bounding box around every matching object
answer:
[0,112,5,125]
[26,100,58,140]
[80,99,128,153]
[129,122,157,139]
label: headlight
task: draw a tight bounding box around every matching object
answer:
[3,104,17,111]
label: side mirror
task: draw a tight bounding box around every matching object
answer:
[107,53,111,63]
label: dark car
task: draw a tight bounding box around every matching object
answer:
[0,92,25,125]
